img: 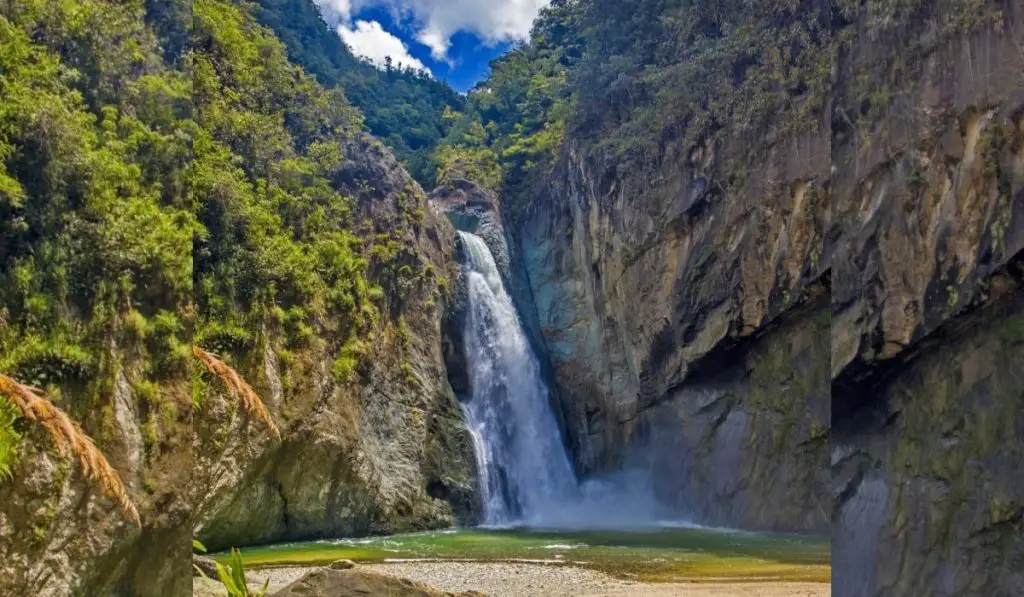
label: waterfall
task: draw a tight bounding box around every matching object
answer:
[458,231,577,526]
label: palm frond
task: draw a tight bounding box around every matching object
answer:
[192,347,280,439]
[0,374,141,526]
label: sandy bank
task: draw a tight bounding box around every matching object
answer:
[243,561,829,597]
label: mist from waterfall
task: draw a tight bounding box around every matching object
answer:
[458,231,672,529]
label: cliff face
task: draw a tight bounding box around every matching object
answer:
[0,0,193,592]
[833,262,1024,597]
[0,360,192,597]
[511,129,830,531]
[1,0,480,591]
[507,42,831,534]
[503,0,1023,542]
[192,136,477,551]
[0,136,478,596]
[828,3,1024,595]
[829,0,1024,409]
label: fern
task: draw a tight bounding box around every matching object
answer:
[192,347,280,438]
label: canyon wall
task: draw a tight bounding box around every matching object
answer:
[833,262,1023,596]
[191,136,478,551]
[502,0,1023,545]
[828,2,1024,595]
[507,31,833,535]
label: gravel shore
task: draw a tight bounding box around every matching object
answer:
[249,561,829,597]
[245,567,312,593]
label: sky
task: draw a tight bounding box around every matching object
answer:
[313,0,551,92]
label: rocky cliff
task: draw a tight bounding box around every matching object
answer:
[1,1,478,594]
[191,135,478,551]
[503,12,833,533]
[0,376,192,597]
[0,0,194,593]
[497,0,1023,543]
[829,0,1024,410]
[508,131,832,531]
[828,2,1024,595]
[833,258,1023,596]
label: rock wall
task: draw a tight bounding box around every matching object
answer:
[832,262,1024,596]
[0,369,192,597]
[510,57,831,536]
[191,136,477,551]
[505,0,1023,541]
[828,2,1024,595]
[635,285,831,533]
[829,0,1024,410]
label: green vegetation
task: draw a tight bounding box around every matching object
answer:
[432,0,1000,215]
[197,536,270,597]
[437,0,582,209]
[0,0,192,434]
[569,0,831,178]
[192,0,442,398]
[191,0,373,362]
[250,0,465,188]
[216,527,831,583]
[215,548,270,597]
[0,396,21,481]
[435,0,832,207]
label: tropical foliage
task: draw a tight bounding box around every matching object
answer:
[0,395,20,481]
[0,0,194,391]
[192,346,279,437]
[436,0,582,206]
[434,0,835,206]
[192,0,424,384]
[215,548,270,597]
[0,0,194,508]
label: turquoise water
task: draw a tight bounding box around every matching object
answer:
[216,526,830,583]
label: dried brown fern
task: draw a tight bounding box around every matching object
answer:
[192,346,281,439]
[0,374,141,526]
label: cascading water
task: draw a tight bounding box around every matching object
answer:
[457,231,578,526]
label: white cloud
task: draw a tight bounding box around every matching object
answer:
[337,20,431,74]
[316,0,352,24]
[317,0,551,61]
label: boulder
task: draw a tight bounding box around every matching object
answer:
[272,568,485,597]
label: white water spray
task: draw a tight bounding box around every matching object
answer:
[457,231,674,529]
[458,231,577,525]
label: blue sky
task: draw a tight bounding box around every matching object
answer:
[314,0,549,92]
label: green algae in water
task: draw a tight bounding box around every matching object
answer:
[216,527,830,583]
